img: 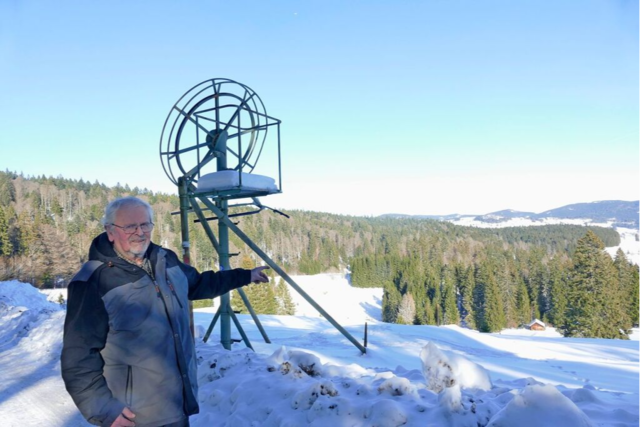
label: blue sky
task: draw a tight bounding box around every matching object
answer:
[0,1,637,216]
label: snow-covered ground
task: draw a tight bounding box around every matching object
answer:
[449,217,616,229]
[604,227,640,266]
[0,275,638,427]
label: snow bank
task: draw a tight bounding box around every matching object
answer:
[0,280,61,346]
[0,281,73,426]
[193,344,427,427]
[0,280,60,312]
[487,384,595,427]
[420,341,492,392]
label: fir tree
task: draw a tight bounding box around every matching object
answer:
[458,266,476,328]
[441,266,460,325]
[614,249,639,327]
[548,267,568,327]
[564,231,628,338]
[476,263,505,332]
[382,283,401,323]
[0,207,13,256]
[232,255,255,313]
[276,277,296,315]
[0,172,15,207]
[515,278,531,327]
[630,267,640,327]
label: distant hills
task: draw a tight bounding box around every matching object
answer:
[381,200,640,228]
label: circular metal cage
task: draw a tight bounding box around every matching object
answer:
[160,78,275,186]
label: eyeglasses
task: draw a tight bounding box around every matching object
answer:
[110,222,154,235]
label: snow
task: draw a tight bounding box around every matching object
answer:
[197,171,278,193]
[604,227,640,266]
[449,216,612,229]
[40,288,68,304]
[287,273,383,324]
[486,384,595,427]
[0,276,638,427]
[420,341,492,393]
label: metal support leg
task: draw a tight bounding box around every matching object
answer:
[204,201,366,354]
[203,305,222,343]
[230,310,254,350]
[237,287,271,343]
[194,194,270,346]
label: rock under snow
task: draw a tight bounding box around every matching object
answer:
[420,341,492,392]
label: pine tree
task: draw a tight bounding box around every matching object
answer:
[614,249,639,327]
[515,278,531,327]
[630,266,640,327]
[382,283,401,323]
[458,266,476,328]
[476,263,505,332]
[276,277,296,315]
[483,278,506,332]
[441,267,459,325]
[252,281,278,315]
[433,280,443,325]
[231,254,256,313]
[546,271,567,327]
[0,207,13,256]
[565,231,628,338]
[0,172,15,207]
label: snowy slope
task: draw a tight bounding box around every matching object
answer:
[604,227,640,266]
[0,277,638,427]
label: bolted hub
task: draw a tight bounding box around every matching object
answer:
[206,129,228,153]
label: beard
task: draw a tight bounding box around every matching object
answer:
[127,237,150,258]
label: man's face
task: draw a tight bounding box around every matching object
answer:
[106,205,152,259]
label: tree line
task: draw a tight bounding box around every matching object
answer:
[0,171,636,337]
[350,230,637,340]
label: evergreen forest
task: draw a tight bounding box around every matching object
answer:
[0,171,637,338]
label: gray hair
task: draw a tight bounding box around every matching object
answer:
[101,196,154,227]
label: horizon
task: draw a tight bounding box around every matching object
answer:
[1,1,638,217]
[7,169,639,218]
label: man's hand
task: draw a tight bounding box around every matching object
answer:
[250,266,270,284]
[111,408,136,427]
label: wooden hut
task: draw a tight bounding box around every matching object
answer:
[527,319,546,331]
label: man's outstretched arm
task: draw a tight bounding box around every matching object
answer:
[181,260,270,300]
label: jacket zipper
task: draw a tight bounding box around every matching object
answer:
[126,366,133,408]
[167,281,184,309]
[153,280,183,309]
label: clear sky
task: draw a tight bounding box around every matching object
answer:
[0,1,637,216]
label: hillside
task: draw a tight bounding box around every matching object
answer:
[0,171,622,286]
[382,200,639,228]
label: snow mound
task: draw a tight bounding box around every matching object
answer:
[0,280,59,312]
[487,384,594,427]
[0,281,61,347]
[194,344,427,427]
[420,341,492,392]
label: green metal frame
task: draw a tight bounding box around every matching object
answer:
[166,78,365,354]
[190,190,366,354]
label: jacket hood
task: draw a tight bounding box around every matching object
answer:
[89,232,159,265]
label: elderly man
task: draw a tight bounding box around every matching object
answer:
[61,196,268,427]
